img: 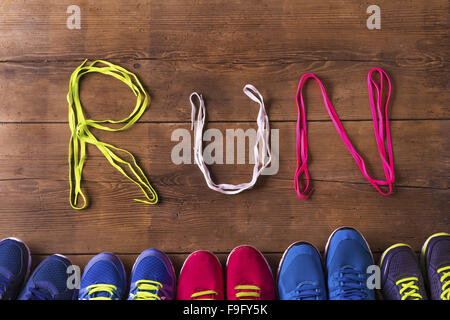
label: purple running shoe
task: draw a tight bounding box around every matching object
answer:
[421,233,450,300]
[380,243,427,300]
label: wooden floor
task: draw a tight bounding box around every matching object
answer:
[0,0,448,275]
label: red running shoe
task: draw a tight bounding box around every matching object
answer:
[226,245,275,300]
[177,251,224,300]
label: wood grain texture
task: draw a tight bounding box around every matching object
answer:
[0,59,448,122]
[0,121,447,188]
[0,1,448,262]
[0,122,447,254]
[0,0,447,63]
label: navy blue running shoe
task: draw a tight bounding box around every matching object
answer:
[0,237,31,300]
[78,252,126,300]
[18,254,77,300]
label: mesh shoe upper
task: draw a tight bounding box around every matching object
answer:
[380,245,427,300]
[423,233,450,300]
[0,238,30,300]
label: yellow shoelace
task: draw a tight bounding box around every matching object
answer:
[395,277,423,300]
[86,284,118,300]
[191,290,218,300]
[438,265,450,300]
[132,280,163,300]
[235,285,261,300]
[67,59,158,210]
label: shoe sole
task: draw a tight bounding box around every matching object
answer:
[275,241,321,299]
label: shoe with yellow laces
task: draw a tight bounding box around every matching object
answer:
[380,244,427,300]
[226,245,275,300]
[78,253,126,300]
[421,233,450,300]
[128,249,176,300]
[177,251,224,300]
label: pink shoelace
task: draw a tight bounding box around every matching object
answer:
[294,68,394,199]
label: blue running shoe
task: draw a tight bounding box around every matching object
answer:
[325,227,375,300]
[0,238,31,300]
[128,249,176,300]
[380,243,427,300]
[421,232,450,300]
[18,254,77,300]
[78,252,126,300]
[277,242,327,300]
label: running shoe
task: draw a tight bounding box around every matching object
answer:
[277,242,327,300]
[325,227,375,300]
[0,238,31,300]
[421,232,450,300]
[78,252,126,300]
[128,249,176,300]
[226,245,275,300]
[380,243,427,300]
[177,251,224,300]
[18,254,77,300]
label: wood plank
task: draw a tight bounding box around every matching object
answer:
[0,121,447,188]
[0,176,445,254]
[0,0,447,63]
[0,125,447,254]
[0,60,448,123]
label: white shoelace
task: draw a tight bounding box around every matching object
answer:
[190,84,272,194]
